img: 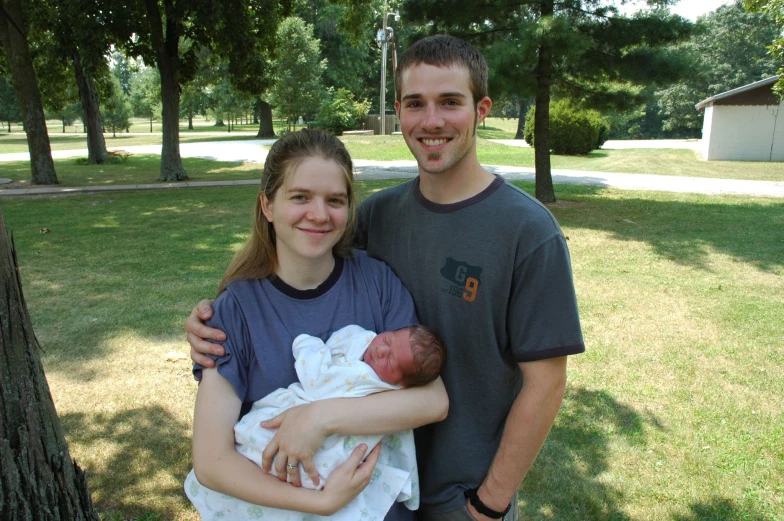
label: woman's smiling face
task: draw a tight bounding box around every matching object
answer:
[261,157,349,266]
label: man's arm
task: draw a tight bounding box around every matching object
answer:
[187,299,225,368]
[467,356,567,520]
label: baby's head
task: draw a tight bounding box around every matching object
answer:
[363,325,446,387]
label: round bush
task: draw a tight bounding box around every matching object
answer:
[523,101,610,155]
[316,88,371,135]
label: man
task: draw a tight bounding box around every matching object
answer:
[187,35,584,521]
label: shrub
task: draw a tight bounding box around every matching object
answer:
[523,101,611,155]
[316,88,371,135]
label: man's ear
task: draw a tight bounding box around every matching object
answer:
[476,96,492,125]
[395,100,401,116]
[260,193,274,222]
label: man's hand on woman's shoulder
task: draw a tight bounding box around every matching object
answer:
[186,299,226,369]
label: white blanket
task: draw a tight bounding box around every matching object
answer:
[185,325,420,521]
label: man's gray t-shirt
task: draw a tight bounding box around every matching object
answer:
[355,176,585,514]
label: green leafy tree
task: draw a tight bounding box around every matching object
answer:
[0,0,58,184]
[111,51,133,95]
[101,0,279,181]
[21,0,113,164]
[744,0,784,96]
[129,66,161,132]
[316,87,371,134]
[294,0,381,106]
[0,76,22,132]
[656,1,780,133]
[103,76,132,137]
[404,0,692,202]
[269,16,326,130]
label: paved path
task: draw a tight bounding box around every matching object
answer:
[489,138,702,151]
[0,139,276,163]
[1,140,782,198]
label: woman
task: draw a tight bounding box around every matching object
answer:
[189,129,448,519]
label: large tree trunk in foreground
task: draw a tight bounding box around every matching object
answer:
[0,0,58,185]
[256,99,275,138]
[72,50,108,165]
[0,209,99,520]
[533,0,556,204]
[144,0,187,181]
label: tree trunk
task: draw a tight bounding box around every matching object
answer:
[188,113,193,130]
[0,0,58,185]
[145,0,187,181]
[256,99,275,137]
[0,209,99,520]
[72,50,108,165]
[534,0,555,203]
[515,98,528,140]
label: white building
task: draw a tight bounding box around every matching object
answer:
[696,76,783,161]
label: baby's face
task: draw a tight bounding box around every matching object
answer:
[363,329,417,386]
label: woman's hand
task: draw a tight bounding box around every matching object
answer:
[261,403,327,487]
[319,443,381,515]
[185,299,226,368]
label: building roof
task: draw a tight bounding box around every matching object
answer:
[695,76,780,110]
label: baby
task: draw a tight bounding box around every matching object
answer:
[185,324,446,521]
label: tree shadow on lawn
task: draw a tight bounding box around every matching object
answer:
[672,497,772,521]
[60,405,194,519]
[517,183,784,273]
[520,386,657,520]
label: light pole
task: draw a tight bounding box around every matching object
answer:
[377,7,399,135]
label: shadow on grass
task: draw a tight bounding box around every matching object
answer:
[512,182,784,272]
[61,406,193,519]
[520,386,658,520]
[672,497,772,521]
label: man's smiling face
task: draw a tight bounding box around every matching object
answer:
[395,63,490,176]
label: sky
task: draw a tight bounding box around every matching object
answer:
[617,0,736,20]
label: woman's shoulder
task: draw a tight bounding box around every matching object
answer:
[345,249,394,275]
[214,279,264,310]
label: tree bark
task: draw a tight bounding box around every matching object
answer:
[188,113,193,130]
[0,0,58,185]
[534,0,555,203]
[72,50,108,165]
[256,99,275,137]
[0,209,99,520]
[515,98,529,140]
[144,0,187,181]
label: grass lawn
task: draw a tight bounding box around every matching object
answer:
[0,155,262,186]
[340,135,784,182]
[0,181,782,520]
[0,132,267,155]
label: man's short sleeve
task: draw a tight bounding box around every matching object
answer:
[509,234,585,362]
[374,256,419,331]
[353,199,371,250]
[192,290,253,401]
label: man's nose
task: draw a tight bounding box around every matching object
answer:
[422,104,444,130]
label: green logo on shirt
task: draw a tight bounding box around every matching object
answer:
[440,257,482,302]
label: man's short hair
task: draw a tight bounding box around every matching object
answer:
[395,34,488,106]
[400,324,446,388]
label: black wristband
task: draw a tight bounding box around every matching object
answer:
[464,488,511,519]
